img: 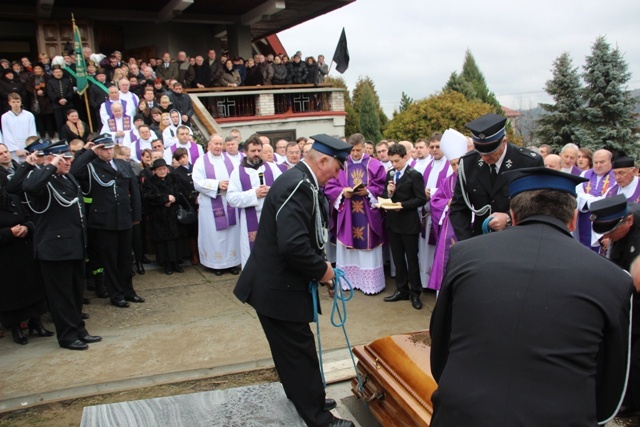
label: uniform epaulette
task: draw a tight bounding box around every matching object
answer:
[514,145,539,159]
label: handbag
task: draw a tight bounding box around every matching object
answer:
[176,194,197,225]
[31,98,40,114]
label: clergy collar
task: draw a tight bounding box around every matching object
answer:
[241,157,263,170]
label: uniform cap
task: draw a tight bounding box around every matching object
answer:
[26,138,51,156]
[43,140,73,158]
[310,134,352,169]
[505,166,588,198]
[589,194,629,234]
[93,133,115,148]
[465,113,507,154]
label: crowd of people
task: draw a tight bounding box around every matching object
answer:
[1,49,638,422]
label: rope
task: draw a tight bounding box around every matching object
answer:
[482,216,494,234]
[309,268,365,397]
[458,157,492,217]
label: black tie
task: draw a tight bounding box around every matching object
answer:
[490,164,497,186]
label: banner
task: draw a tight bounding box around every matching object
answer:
[331,28,350,74]
[72,18,88,95]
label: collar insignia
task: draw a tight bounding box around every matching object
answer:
[505,159,513,169]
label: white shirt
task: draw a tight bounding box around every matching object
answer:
[1,109,36,152]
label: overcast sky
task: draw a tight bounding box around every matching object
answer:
[278,0,640,116]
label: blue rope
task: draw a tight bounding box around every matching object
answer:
[309,268,365,397]
[482,216,494,234]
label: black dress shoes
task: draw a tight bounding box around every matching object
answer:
[142,256,152,264]
[213,269,224,276]
[384,291,410,302]
[28,318,54,337]
[11,327,27,345]
[111,300,130,308]
[125,295,145,303]
[135,261,145,275]
[81,312,90,320]
[229,267,241,275]
[61,340,88,351]
[328,417,355,427]
[411,295,423,310]
[165,264,174,275]
[324,398,337,411]
[172,263,184,273]
[80,335,102,344]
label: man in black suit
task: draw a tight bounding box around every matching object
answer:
[70,134,144,308]
[430,168,632,426]
[449,113,543,240]
[234,134,355,427]
[590,195,640,419]
[23,141,101,350]
[382,143,428,309]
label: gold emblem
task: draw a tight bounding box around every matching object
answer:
[353,226,365,240]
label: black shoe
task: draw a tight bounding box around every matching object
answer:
[142,256,151,264]
[28,318,54,337]
[328,417,355,427]
[411,295,423,310]
[135,261,145,275]
[617,405,640,418]
[324,398,337,411]
[11,327,28,345]
[384,291,410,302]
[165,265,174,275]
[61,340,88,351]
[125,295,145,303]
[83,297,91,304]
[111,300,130,308]
[80,335,102,344]
[229,267,240,275]
[172,263,184,273]
[81,312,90,320]
[213,269,224,276]
[94,275,108,298]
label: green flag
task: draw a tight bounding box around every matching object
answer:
[72,20,88,95]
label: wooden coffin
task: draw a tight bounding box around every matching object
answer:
[351,331,436,427]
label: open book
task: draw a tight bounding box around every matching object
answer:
[376,197,402,210]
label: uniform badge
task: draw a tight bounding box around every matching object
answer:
[478,159,484,167]
[631,246,635,253]
[530,152,537,157]
[505,159,513,169]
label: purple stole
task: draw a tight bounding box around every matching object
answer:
[422,160,450,241]
[108,115,132,145]
[133,138,144,161]
[171,142,201,164]
[278,163,288,173]
[238,165,275,250]
[203,154,236,231]
[105,99,127,119]
[578,169,614,249]
[410,159,417,168]
[606,180,640,204]
[427,174,458,291]
[570,165,582,176]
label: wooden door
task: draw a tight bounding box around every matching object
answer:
[37,20,94,58]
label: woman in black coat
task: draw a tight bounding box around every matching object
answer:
[58,109,90,142]
[0,69,27,115]
[0,177,52,345]
[172,148,199,265]
[142,159,189,275]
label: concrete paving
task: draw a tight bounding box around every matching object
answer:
[0,263,434,413]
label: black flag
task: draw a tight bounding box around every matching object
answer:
[331,28,350,74]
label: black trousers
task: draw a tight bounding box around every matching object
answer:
[39,259,87,346]
[257,313,333,427]
[93,228,135,302]
[388,231,421,296]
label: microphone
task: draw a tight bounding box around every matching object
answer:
[258,172,264,185]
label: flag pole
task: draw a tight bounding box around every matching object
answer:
[72,13,92,131]
[84,91,93,132]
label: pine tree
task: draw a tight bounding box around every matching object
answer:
[399,91,414,113]
[358,84,383,142]
[534,52,583,151]
[325,76,358,137]
[351,76,388,138]
[578,36,639,155]
[443,71,477,100]
[460,50,502,112]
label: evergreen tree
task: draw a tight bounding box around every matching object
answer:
[534,52,583,151]
[325,76,358,137]
[443,71,477,100]
[399,91,414,113]
[358,84,383,142]
[351,76,388,138]
[578,36,639,155]
[461,50,502,112]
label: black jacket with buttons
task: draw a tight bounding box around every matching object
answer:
[22,164,86,261]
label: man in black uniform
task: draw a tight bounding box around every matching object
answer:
[234,134,355,427]
[381,143,428,309]
[590,194,640,419]
[23,141,102,350]
[449,113,543,240]
[430,168,632,426]
[70,134,144,308]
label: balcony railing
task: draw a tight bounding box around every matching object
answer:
[185,83,345,121]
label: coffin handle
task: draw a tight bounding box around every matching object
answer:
[354,374,385,403]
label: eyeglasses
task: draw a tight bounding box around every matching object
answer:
[613,168,635,177]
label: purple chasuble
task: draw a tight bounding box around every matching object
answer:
[238,165,274,251]
[606,180,640,204]
[203,154,236,230]
[578,169,614,249]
